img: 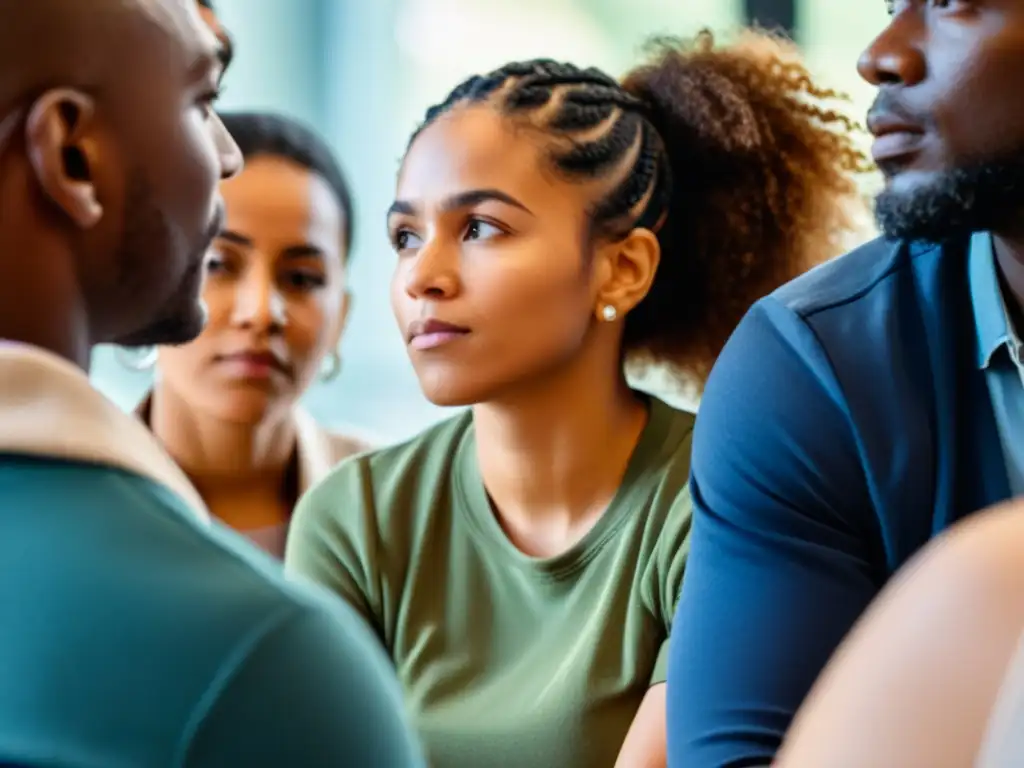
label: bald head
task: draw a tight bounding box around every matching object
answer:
[0,0,221,106]
[195,0,234,71]
[0,0,241,367]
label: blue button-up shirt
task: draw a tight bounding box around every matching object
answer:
[969,231,1024,496]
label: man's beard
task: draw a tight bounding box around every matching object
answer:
[111,174,219,349]
[874,149,1024,243]
[116,261,208,348]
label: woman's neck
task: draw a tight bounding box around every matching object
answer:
[473,350,649,556]
[147,385,297,499]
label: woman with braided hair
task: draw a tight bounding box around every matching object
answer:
[286,29,866,767]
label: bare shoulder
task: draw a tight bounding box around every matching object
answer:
[777,500,1024,767]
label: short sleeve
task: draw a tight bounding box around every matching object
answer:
[647,483,693,686]
[284,459,382,634]
[666,298,879,767]
[181,602,425,767]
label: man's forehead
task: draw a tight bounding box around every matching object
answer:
[197,4,226,40]
[196,3,233,72]
[134,0,222,63]
[135,0,195,31]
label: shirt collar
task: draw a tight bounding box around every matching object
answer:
[293,408,336,494]
[0,343,210,522]
[135,394,333,495]
[970,231,1023,369]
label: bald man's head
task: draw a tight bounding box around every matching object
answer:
[196,0,234,74]
[0,0,241,364]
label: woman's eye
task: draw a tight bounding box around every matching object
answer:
[394,229,422,251]
[206,255,228,273]
[283,272,326,290]
[464,219,503,241]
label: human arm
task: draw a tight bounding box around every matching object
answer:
[180,601,425,767]
[616,485,692,768]
[615,684,667,768]
[776,499,1024,767]
[665,298,880,767]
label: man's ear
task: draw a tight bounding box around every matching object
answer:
[24,89,103,228]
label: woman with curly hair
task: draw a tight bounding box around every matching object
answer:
[285,29,866,768]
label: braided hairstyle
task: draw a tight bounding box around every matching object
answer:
[409,30,869,384]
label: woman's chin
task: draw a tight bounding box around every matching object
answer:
[208,389,292,426]
[419,380,485,409]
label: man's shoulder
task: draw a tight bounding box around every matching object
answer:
[699,237,949,445]
[0,452,338,632]
[771,236,940,320]
[0,455,385,763]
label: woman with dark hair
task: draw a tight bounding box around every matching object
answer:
[128,110,369,558]
[286,30,867,767]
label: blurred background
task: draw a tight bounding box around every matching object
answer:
[91,0,889,443]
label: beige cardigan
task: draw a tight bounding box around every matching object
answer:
[134,393,370,497]
[134,393,370,556]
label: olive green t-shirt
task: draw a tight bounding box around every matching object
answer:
[285,397,693,767]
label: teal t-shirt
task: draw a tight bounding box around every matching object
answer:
[0,454,424,767]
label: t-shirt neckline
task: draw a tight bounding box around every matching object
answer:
[452,394,676,580]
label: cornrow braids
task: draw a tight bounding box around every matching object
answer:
[412,58,671,244]
[410,30,867,384]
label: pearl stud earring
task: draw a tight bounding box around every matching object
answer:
[600,305,618,322]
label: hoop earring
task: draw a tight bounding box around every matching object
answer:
[320,350,341,382]
[115,346,158,372]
